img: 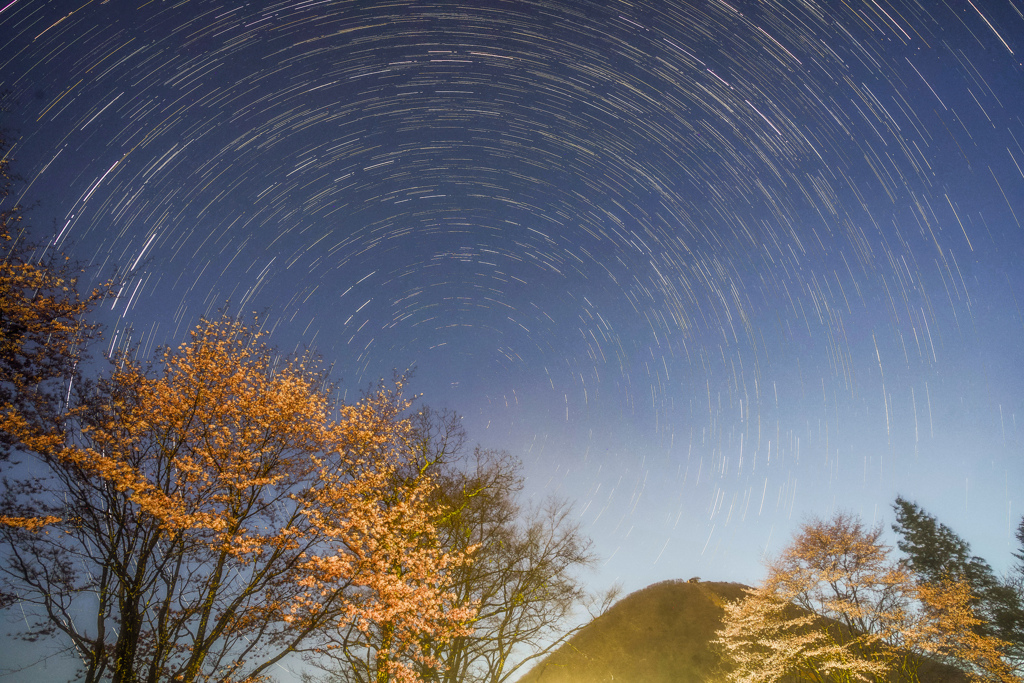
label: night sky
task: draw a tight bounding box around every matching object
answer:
[2,0,1024,650]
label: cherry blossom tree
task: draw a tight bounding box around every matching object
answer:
[311,432,602,683]
[1,318,473,683]
[716,512,1018,683]
[716,582,891,683]
[0,129,113,482]
[910,578,1019,683]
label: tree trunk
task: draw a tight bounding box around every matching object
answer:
[376,622,394,683]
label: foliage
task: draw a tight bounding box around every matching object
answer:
[1015,519,1024,575]
[891,497,996,589]
[910,578,1019,682]
[421,449,598,683]
[0,318,473,683]
[0,130,113,476]
[717,582,891,683]
[715,512,1018,683]
[310,423,600,683]
[893,497,1024,672]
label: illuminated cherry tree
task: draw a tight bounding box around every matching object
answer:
[716,512,1019,683]
[0,130,113,494]
[1,318,474,683]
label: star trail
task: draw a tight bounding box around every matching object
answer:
[2,0,1023,621]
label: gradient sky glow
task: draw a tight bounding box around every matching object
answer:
[2,0,1024,677]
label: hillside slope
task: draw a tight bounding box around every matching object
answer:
[518,579,745,683]
[517,579,969,683]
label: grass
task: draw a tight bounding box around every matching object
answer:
[517,579,745,683]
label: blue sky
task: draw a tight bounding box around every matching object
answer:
[2,0,1023,677]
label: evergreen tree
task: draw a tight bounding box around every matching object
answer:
[892,497,997,590]
[1014,518,1024,574]
[892,497,1024,673]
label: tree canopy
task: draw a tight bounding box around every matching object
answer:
[1,318,475,682]
[716,512,1019,683]
[0,130,113,475]
[893,497,1024,674]
[310,425,602,683]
